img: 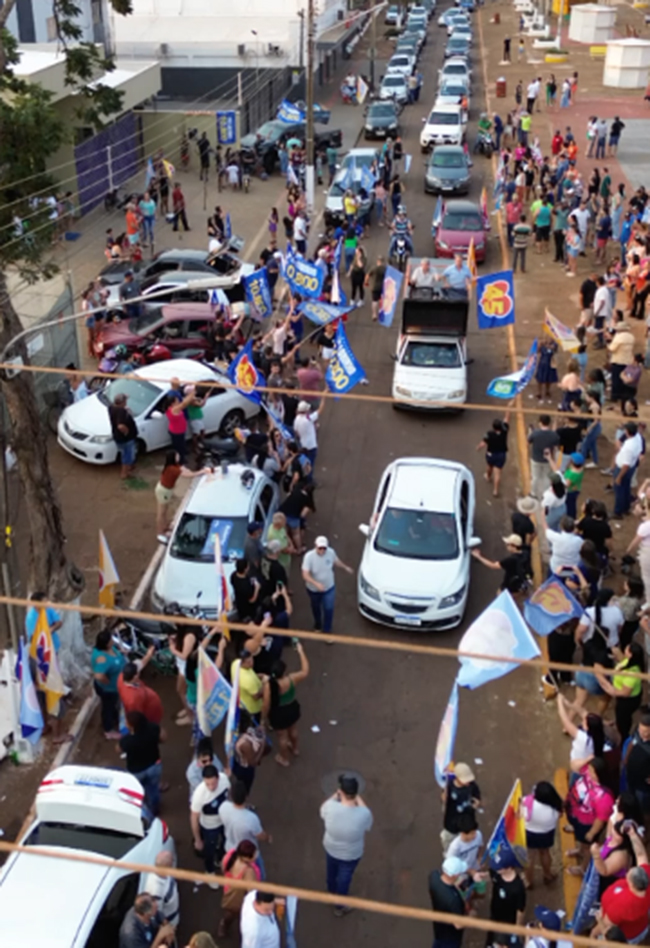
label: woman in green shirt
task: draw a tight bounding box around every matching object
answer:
[266,512,294,573]
[595,641,645,740]
[91,629,126,739]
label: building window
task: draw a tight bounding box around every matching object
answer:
[46,16,57,40]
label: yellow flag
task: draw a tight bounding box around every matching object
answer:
[467,237,477,280]
[28,608,65,716]
[99,529,120,609]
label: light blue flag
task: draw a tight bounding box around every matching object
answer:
[456,590,540,690]
[524,577,584,637]
[145,157,155,189]
[337,159,355,193]
[571,859,600,934]
[432,195,443,230]
[243,268,273,319]
[16,637,44,744]
[378,265,403,327]
[360,163,375,194]
[263,402,294,442]
[486,339,538,399]
[325,322,367,393]
[297,300,353,326]
[434,680,459,788]
[224,213,232,239]
[404,154,412,175]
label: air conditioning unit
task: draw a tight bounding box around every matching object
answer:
[266,43,282,56]
[237,43,246,56]
[159,42,169,56]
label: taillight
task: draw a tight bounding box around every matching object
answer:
[161,820,170,842]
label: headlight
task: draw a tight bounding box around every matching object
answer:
[429,176,442,185]
[475,241,485,249]
[151,588,165,611]
[439,586,466,608]
[90,434,114,444]
[438,240,449,249]
[360,573,381,601]
[395,385,413,397]
[448,389,466,399]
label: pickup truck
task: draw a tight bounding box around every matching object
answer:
[240,120,343,175]
[392,261,469,410]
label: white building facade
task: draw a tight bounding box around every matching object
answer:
[4,0,112,50]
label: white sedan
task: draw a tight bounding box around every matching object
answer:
[57,358,257,464]
[357,457,480,630]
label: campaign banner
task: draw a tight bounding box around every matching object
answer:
[434,680,459,788]
[325,322,367,393]
[283,249,325,299]
[476,270,515,329]
[486,339,538,399]
[360,164,375,194]
[277,99,303,123]
[297,300,352,326]
[544,308,580,352]
[216,110,237,145]
[243,268,273,320]
[524,577,584,637]
[378,265,403,327]
[484,779,528,869]
[228,340,265,405]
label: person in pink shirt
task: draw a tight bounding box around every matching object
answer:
[165,386,196,464]
[506,195,523,248]
[565,758,615,874]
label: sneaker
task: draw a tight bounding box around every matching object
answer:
[584,461,597,469]
[600,467,613,476]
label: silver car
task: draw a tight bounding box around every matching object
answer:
[424,145,471,195]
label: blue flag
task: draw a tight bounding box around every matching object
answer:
[197,647,232,736]
[360,163,375,194]
[297,300,353,326]
[486,339,538,399]
[216,110,237,145]
[224,213,232,239]
[286,896,298,948]
[434,681,459,788]
[283,248,325,300]
[228,340,264,405]
[16,637,44,744]
[337,159,355,193]
[277,99,304,123]
[243,268,273,320]
[523,577,584,637]
[263,402,294,442]
[456,590,541,690]
[378,265,403,327]
[572,859,600,934]
[325,322,367,393]
[432,195,443,230]
[333,236,342,273]
[145,157,155,189]
[476,270,515,329]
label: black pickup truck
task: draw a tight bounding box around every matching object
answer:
[240,120,343,174]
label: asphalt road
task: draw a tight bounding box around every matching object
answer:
[71,8,566,946]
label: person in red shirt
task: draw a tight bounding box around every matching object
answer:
[598,826,650,943]
[118,662,164,726]
[551,130,563,156]
[172,182,190,233]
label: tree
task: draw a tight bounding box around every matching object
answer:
[0,0,129,599]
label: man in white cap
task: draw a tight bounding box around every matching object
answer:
[302,536,354,635]
[294,399,323,467]
[441,762,481,855]
[471,535,527,594]
[428,855,468,948]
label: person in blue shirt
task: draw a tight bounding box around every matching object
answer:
[388,205,413,260]
[25,592,62,653]
[620,212,633,260]
[440,255,472,295]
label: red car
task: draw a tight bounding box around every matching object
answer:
[94,303,218,357]
[432,198,486,263]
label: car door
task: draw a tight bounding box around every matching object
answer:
[159,317,191,353]
[197,380,228,433]
[258,481,279,536]
[85,872,139,948]
[139,391,170,451]
[370,468,393,539]
[182,318,212,353]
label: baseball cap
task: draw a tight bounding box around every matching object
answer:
[266,539,282,554]
[315,536,329,550]
[570,452,584,465]
[502,534,523,548]
[534,907,561,932]
[247,521,263,534]
[442,855,469,877]
[453,762,475,784]
[297,400,312,413]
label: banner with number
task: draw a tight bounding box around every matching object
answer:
[325,322,367,393]
[297,300,353,326]
[476,270,515,329]
[486,339,538,399]
[277,99,303,123]
[216,110,237,145]
[243,268,273,320]
[378,265,403,327]
[283,248,325,300]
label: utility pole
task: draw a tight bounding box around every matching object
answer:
[305,0,315,212]
[298,8,305,70]
[370,0,377,92]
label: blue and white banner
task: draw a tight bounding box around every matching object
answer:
[224,212,232,240]
[524,577,584,637]
[263,402,294,443]
[243,268,273,320]
[216,110,237,145]
[486,339,538,399]
[456,590,541,690]
[197,648,232,736]
[476,270,515,329]
[337,160,355,193]
[228,339,265,405]
[378,265,403,328]
[571,859,600,934]
[298,300,353,326]
[326,322,367,393]
[360,163,375,194]
[404,154,413,175]
[434,680,459,789]
[283,248,325,299]
[433,195,443,229]
[286,896,298,948]
[277,99,304,123]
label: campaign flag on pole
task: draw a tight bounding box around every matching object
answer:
[197,648,232,736]
[524,577,584,636]
[356,74,369,104]
[283,248,325,300]
[456,590,541,690]
[243,268,273,320]
[214,533,232,619]
[29,609,66,716]
[224,659,241,764]
[263,402,294,443]
[476,270,515,329]
[297,300,353,326]
[480,186,489,225]
[224,213,232,240]
[486,339,538,399]
[404,153,413,175]
[286,896,298,948]
[326,322,367,393]
[287,162,300,187]
[484,779,528,868]
[99,529,120,609]
[433,195,443,228]
[434,680,459,788]
[161,159,175,179]
[16,636,44,744]
[571,859,601,934]
[378,265,404,327]
[228,340,265,405]
[544,308,580,352]
[145,157,155,189]
[360,163,375,194]
[337,160,355,193]
[216,110,237,145]
[331,266,342,305]
[277,99,304,123]
[467,237,478,281]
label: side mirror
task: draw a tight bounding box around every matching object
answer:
[358,524,370,537]
[150,409,164,419]
[468,537,482,549]
[421,116,426,123]
[157,534,169,546]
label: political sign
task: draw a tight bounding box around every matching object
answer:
[243,268,273,320]
[476,270,515,329]
[544,308,580,352]
[434,680,459,788]
[228,340,265,405]
[197,648,232,736]
[277,99,303,123]
[484,779,528,869]
[283,248,325,299]
[297,300,353,326]
[378,265,403,327]
[216,110,237,145]
[325,322,367,393]
[486,339,538,399]
[524,577,584,637]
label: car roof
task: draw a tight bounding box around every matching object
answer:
[160,303,216,321]
[382,74,406,83]
[430,103,462,114]
[443,199,482,215]
[432,145,466,155]
[154,249,209,263]
[388,458,466,513]
[184,464,268,516]
[135,359,223,387]
[146,271,218,286]
[444,57,470,67]
[346,147,380,158]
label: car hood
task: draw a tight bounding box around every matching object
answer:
[97,322,142,350]
[153,554,235,612]
[437,228,484,247]
[366,116,397,127]
[61,394,111,437]
[394,361,466,393]
[360,539,465,598]
[427,165,468,179]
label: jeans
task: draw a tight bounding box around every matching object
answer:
[133,760,162,815]
[530,459,551,499]
[326,852,360,905]
[200,825,225,873]
[232,759,255,793]
[581,422,601,464]
[613,465,634,516]
[142,217,155,244]
[512,246,526,272]
[344,247,355,271]
[94,682,119,733]
[170,430,186,464]
[595,137,606,159]
[307,585,335,633]
[566,490,579,519]
[120,439,136,467]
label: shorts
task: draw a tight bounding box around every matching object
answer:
[526,828,556,850]
[189,417,205,435]
[486,451,507,469]
[119,440,136,467]
[609,135,619,147]
[567,813,593,844]
[597,237,608,249]
[574,669,604,695]
[155,482,174,505]
[127,232,140,246]
[371,289,382,302]
[536,225,550,242]
[285,516,301,530]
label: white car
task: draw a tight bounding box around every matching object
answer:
[379,73,409,105]
[446,14,470,35]
[439,58,472,86]
[357,457,480,630]
[450,24,473,43]
[386,53,416,79]
[420,103,465,151]
[152,463,279,615]
[0,765,176,948]
[58,358,257,464]
[436,81,470,121]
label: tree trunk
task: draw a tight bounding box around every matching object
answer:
[0,269,81,601]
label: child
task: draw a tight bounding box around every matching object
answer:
[517,36,525,62]
[447,811,487,908]
[268,207,278,249]
[563,451,585,519]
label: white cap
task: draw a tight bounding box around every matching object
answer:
[315,536,329,549]
[297,400,312,413]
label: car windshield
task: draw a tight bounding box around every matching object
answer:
[441,85,467,97]
[171,514,248,562]
[448,39,469,48]
[432,152,466,168]
[429,112,459,125]
[390,57,410,66]
[341,152,376,170]
[369,104,395,118]
[444,66,468,76]
[442,212,482,231]
[257,121,283,139]
[383,76,404,88]
[375,508,459,560]
[129,309,162,334]
[403,341,461,368]
[97,378,160,416]
[24,822,140,860]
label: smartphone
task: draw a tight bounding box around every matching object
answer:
[291,636,299,648]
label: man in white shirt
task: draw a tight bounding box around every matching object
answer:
[294,399,321,465]
[293,213,308,255]
[142,851,180,930]
[570,203,590,252]
[526,80,537,113]
[544,515,583,576]
[302,535,354,635]
[614,422,644,518]
[593,276,613,348]
[241,890,282,948]
[189,764,231,876]
[409,257,438,289]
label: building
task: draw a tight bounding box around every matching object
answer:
[4,0,112,51]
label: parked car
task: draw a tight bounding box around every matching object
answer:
[450,23,473,44]
[420,103,465,151]
[364,100,401,140]
[58,358,257,464]
[438,7,464,26]
[436,80,470,120]
[401,29,424,53]
[386,53,416,78]
[379,73,409,106]
[424,145,471,195]
[432,198,486,262]
[444,35,471,59]
[136,270,249,306]
[94,302,224,359]
[151,464,279,615]
[406,20,427,45]
[395,37,420,60]
[0,765,176,948]
[439,57,472,86]
[385,3,400,23]
[240,120,342,174]
[357,457,480,630]
[446,13,471,35]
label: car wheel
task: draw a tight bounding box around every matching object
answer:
[135,438,147,459]
[219,409,245,436]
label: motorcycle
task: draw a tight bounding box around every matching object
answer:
[104,186,132,212]
[111,610,178,676]
[389,235,410,272]
[475,128,494,158]
[196,434,243,469]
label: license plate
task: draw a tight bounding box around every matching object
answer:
[395,615,422,626]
